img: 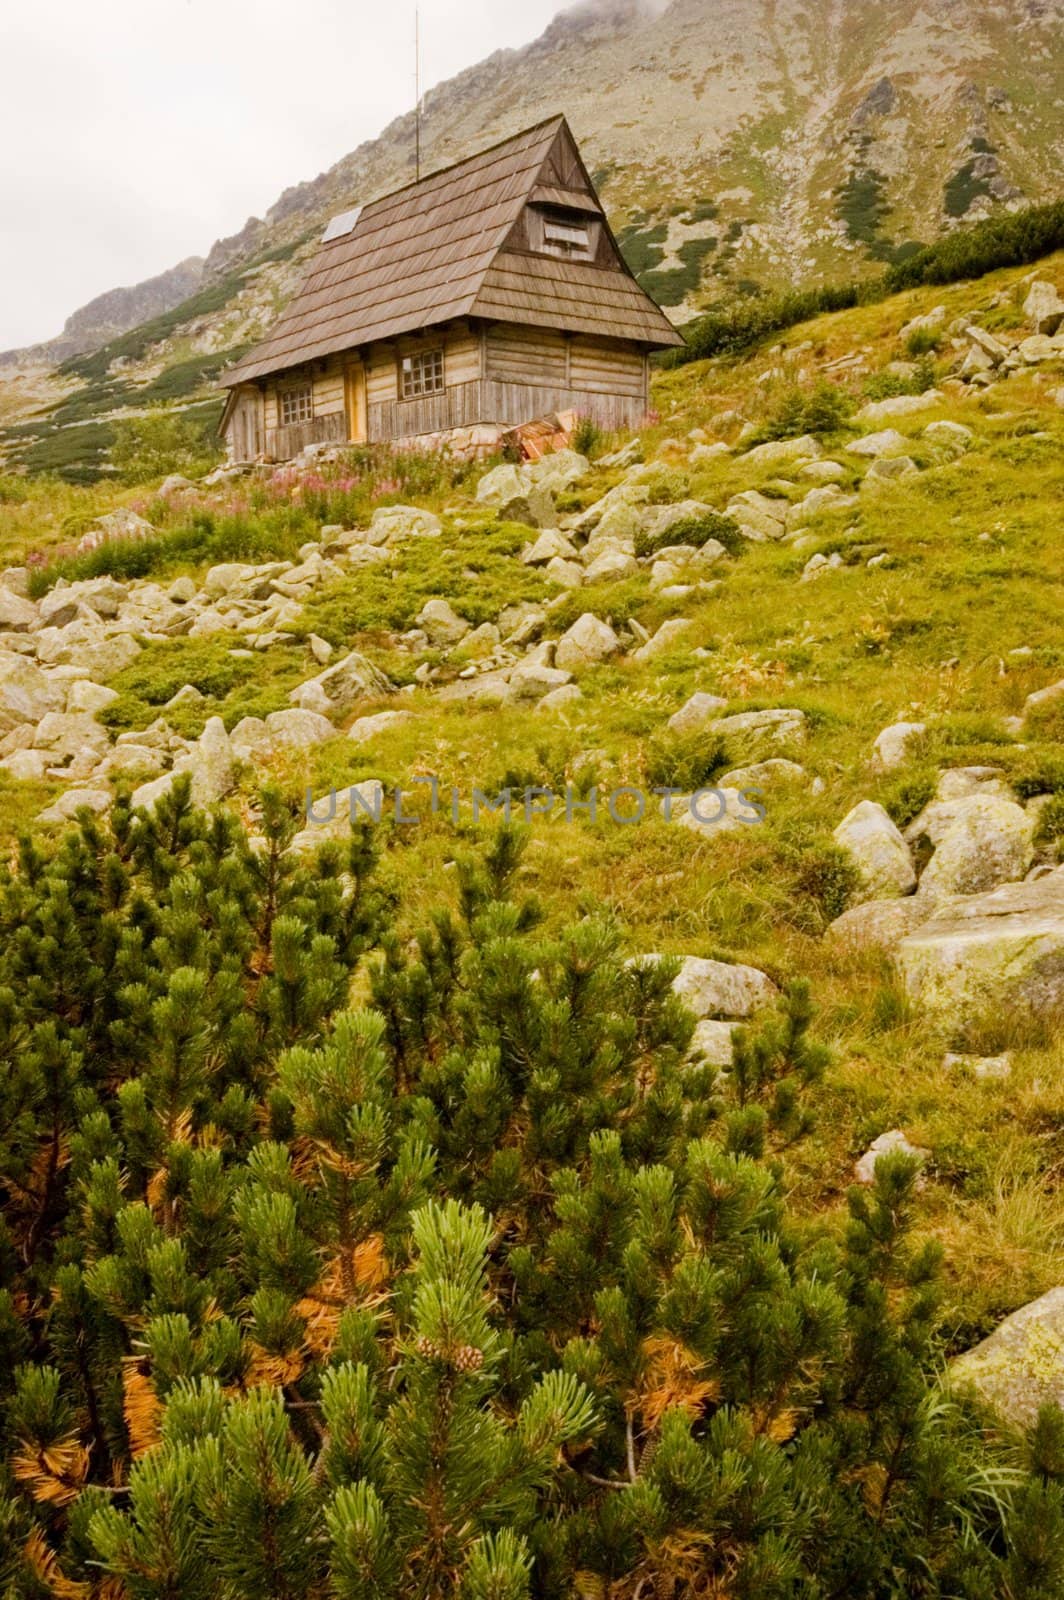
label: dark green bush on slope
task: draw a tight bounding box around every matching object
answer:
[0,802,1062,1599]
[673,198,1064,365]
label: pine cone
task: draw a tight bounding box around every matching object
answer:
[451,1344,484,1373]
[414,1335,442,1361]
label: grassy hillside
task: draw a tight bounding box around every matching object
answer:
[1,248,1063,1597]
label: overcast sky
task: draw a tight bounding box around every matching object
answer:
[0,0,564,351]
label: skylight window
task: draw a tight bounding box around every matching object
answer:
[322,206,362,244]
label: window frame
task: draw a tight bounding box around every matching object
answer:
[400,347,446,401]
[534,209,592,262]
[279,382,314,427]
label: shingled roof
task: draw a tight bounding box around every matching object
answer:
[222,116,682,388]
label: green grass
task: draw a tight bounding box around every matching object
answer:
[3,248,1064,1344]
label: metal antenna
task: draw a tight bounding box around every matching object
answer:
[415,5,422,182]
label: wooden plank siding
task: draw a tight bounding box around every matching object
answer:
[251,320,649,461]
[367,377,646,444]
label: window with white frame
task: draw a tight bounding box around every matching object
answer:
[401,348,445,399]
[542,214,592,260]
[279,383,314,426]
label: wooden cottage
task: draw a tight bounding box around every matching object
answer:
[219,116,683,461]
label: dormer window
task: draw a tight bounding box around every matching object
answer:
[533,207,596,262]
[543,216,591,257]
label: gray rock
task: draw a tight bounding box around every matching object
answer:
[861,455,919,488]
[951,1288,1064,1429]
[349,710,413,743]
[943,1051,1013,1080]
[669,954,778,1019]
[535,683,583,713]
[291,780,386,853]
[166,684,206,710]
[855,1130,928,1185]
[82,509,155,549]
[741,434,822,467]
[289,652,393,715]
[555,614,621,672]
[827,897,933,952]
[923,420,973,455]
[1023,281,1064,337]
[59,635,141,683]
[504,662,574,705]
[726,490,787,542]
[527,449,589,491]
[476,463,530,506]
[710,708,807,760]
[524,529,577,566]
[856,392,944,423]
[897,868,1064,1030]
[632,619,693,662]
[918,796,1035,900]
[848,429,911,458]
[0,653,63,724]
[719,758,809,790]
[0,748,50,780]
[545,556,584,588]
[0,587,38,633]
[265,709,335,750]
[416,599,471,648]
[871,721,927,772]
[834,800,917,901]
[176,716,237,806]
[584,548,640,583]
[667,692,729,736]
[688,1018,738,1067]
[230,717,274,760]
[36,788,112,824]
[370,504,442,543]
[1025,679,1064,719]
[33,712,111,765]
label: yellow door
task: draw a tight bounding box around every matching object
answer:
[345,361,367,443]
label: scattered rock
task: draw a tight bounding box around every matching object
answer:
[0,588,39,633]
[1023,280,1064,336]
[856,392,944,423]
[861,455,919,489]
[943,1051,1013,1080]
[370,504,442,542]
[523,529,577,566]
[0,652,63,724]
[951,1288,1064,1429]
[709,708,807,761]
[667,692,729,736]
[848,429,911,458]
[555,614,621,672]
[289,652,393,715]
[536,683,583,713]
[897,868,1064,1030]
[668,954,779,1019]
[741,434,823,467]
[584,548,640,583]
[827,897,932,953]
[871,721,927,772]
[349,710,413,743]
[264,709,335,750]
[416,599,471,648]
[688,1018,738,1067]
[632,619,692,662]
[855,1129,928,1185]
[917,796,1035,900]
[505,662,574,705]
[834,800,917,902]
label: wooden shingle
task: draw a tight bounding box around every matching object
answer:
[222,116,682,388]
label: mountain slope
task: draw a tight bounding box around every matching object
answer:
[2,0,1062,479]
